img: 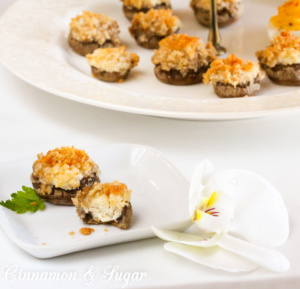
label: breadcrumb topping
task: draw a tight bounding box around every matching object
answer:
[33,146,100,191]
[190,0,241,10]
[87,46,139,73]
[256,31,300,67]
[130,9,181,37]
[121,0,170,9]
[203,54,264,87]
[69,11,120,46]
[152,34,217,76]
[73,181,131,223]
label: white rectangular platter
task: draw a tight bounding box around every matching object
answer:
[0,144,190,258]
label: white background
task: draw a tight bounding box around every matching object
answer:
[1,0,300,288]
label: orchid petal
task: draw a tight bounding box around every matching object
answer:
[207,170,289,247]
[164,242,258,272]
[217,234,290,272]
[151,226,221,247]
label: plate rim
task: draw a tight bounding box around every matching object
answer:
[1,0,300,120]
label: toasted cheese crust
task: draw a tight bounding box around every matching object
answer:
[121,0,170,9]
[69,11,120,46]
[86,46,139,73]
[203,54,264,87]
[33,146,100,191]
[73,181,131,223]
[190,0,241,10]
[130,9,181,36]
[152,34,217,76]
[270,0,300,31]
[256,31,300,67]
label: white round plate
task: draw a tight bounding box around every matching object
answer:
[0,0,300,120]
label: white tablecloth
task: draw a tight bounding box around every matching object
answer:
[1,0,300,288]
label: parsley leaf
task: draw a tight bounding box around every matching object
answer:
[0,186,45,214]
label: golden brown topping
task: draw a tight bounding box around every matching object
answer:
[87,46,139,73]
[152,34,217,76]
[256,31,300,67]
[102,182,128,196]
[35,146,90,168]
[121,0,170,9]
[130,9,181,36]
[69,11,120,46]
[159,34,199,51]
[79,228,95,235]
[79,181,131,202]
[33,146,100,191]
[203,54,264,87]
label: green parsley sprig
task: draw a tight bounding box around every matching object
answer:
[0,186,45,214]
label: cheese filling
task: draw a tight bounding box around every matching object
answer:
[73,181,131,223]
[256,31,300,67]
[86,46,139,74]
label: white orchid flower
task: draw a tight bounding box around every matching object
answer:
[188,160,235,235]
[152,160,290,273]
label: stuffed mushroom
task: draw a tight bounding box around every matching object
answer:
[152,34,217,85]
[31,147,100,205]
[203,54,265,98]
[121,0,171,20]
[72,181,132,230]
[190,0,243,28]
[256,31,300,86]
[68,11,120,56]
[129,9,181,49]
[87,46,139,82]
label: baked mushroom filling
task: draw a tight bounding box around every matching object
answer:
[154,64,211,85]
[87,46,139,82]
[152,34,217,85]
[129,9,181,49]
[31,173,100,205]
[256,31,300,86]
[68,11,120,55]
[203,54,265,98]
[72,181,132,229]
[68,34,116,56]
[31,146,100,205]
[190,0,243,27]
